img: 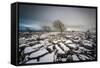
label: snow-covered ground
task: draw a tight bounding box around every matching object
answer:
[19,31,96,64]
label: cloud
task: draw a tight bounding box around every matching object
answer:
[19,4,96,32]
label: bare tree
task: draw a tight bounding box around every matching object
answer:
[42,26,51,33]
[53,20,66,34]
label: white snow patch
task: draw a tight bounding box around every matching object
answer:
[40,33,50,39]
[55,45,65,54]
[40,52,55,62]
[66,35,73,38]
[79,47,91,51]
[59,43,70,51]
[53,40,58,44]
[67,43,77,48]
[79,54,89,60]
[48,46,53,51]
[29,48,48,58]
[44,39,52,45]
[26,59,37,64]
[61,58,67,62]
[72,54,79,61]
[32,44,43,49]
[83,40,93,47]
[65,40,73,44]
[24,47,34,53]
[39,40,45,44]
[19,37,26,44]
[19,44,29,47]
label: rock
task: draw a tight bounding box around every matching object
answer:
[82,40,93,47]
[72,54,79,61]
[19,37,26,44]
[24,47,34,53]
[65,40,73,44]
[19,44,29,48]
[67,43,77,49]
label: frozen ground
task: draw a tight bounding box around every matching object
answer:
[18,31,96,64]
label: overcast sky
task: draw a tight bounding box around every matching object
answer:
[19,4,96,32]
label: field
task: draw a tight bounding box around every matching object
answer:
[18,31,96,64]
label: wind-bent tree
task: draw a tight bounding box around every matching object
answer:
[42,26,51,33]
[53,20,66,34]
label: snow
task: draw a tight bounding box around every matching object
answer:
[19,44,29,47]
[72,54,79,61]
[73,39,80,43]
[44,39,52,45]
[53,40,58,44]
[61,58,67,62]
[48,46,53,51]
[79,54,89,60]
[39,40,45,44]
[49,32,60,35]
[26,59,37,64]
[40,33,50,39]
[24,47,34,53]
[40,52,55,62]
[66,35,73,38]
[31,44,43,49]
[83,40,93,47]
[26,51,55,64]
[67,43,77,48]
[55,44,65,54]
[40,32,59,39]
[29,48,48,58]
[19,31,96,64]
[19,37,26,44]
[65,40,73,44]
[79,47,91,51]
[59,43,70,51]
[57,40,62,42]
[27,41,39,45]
